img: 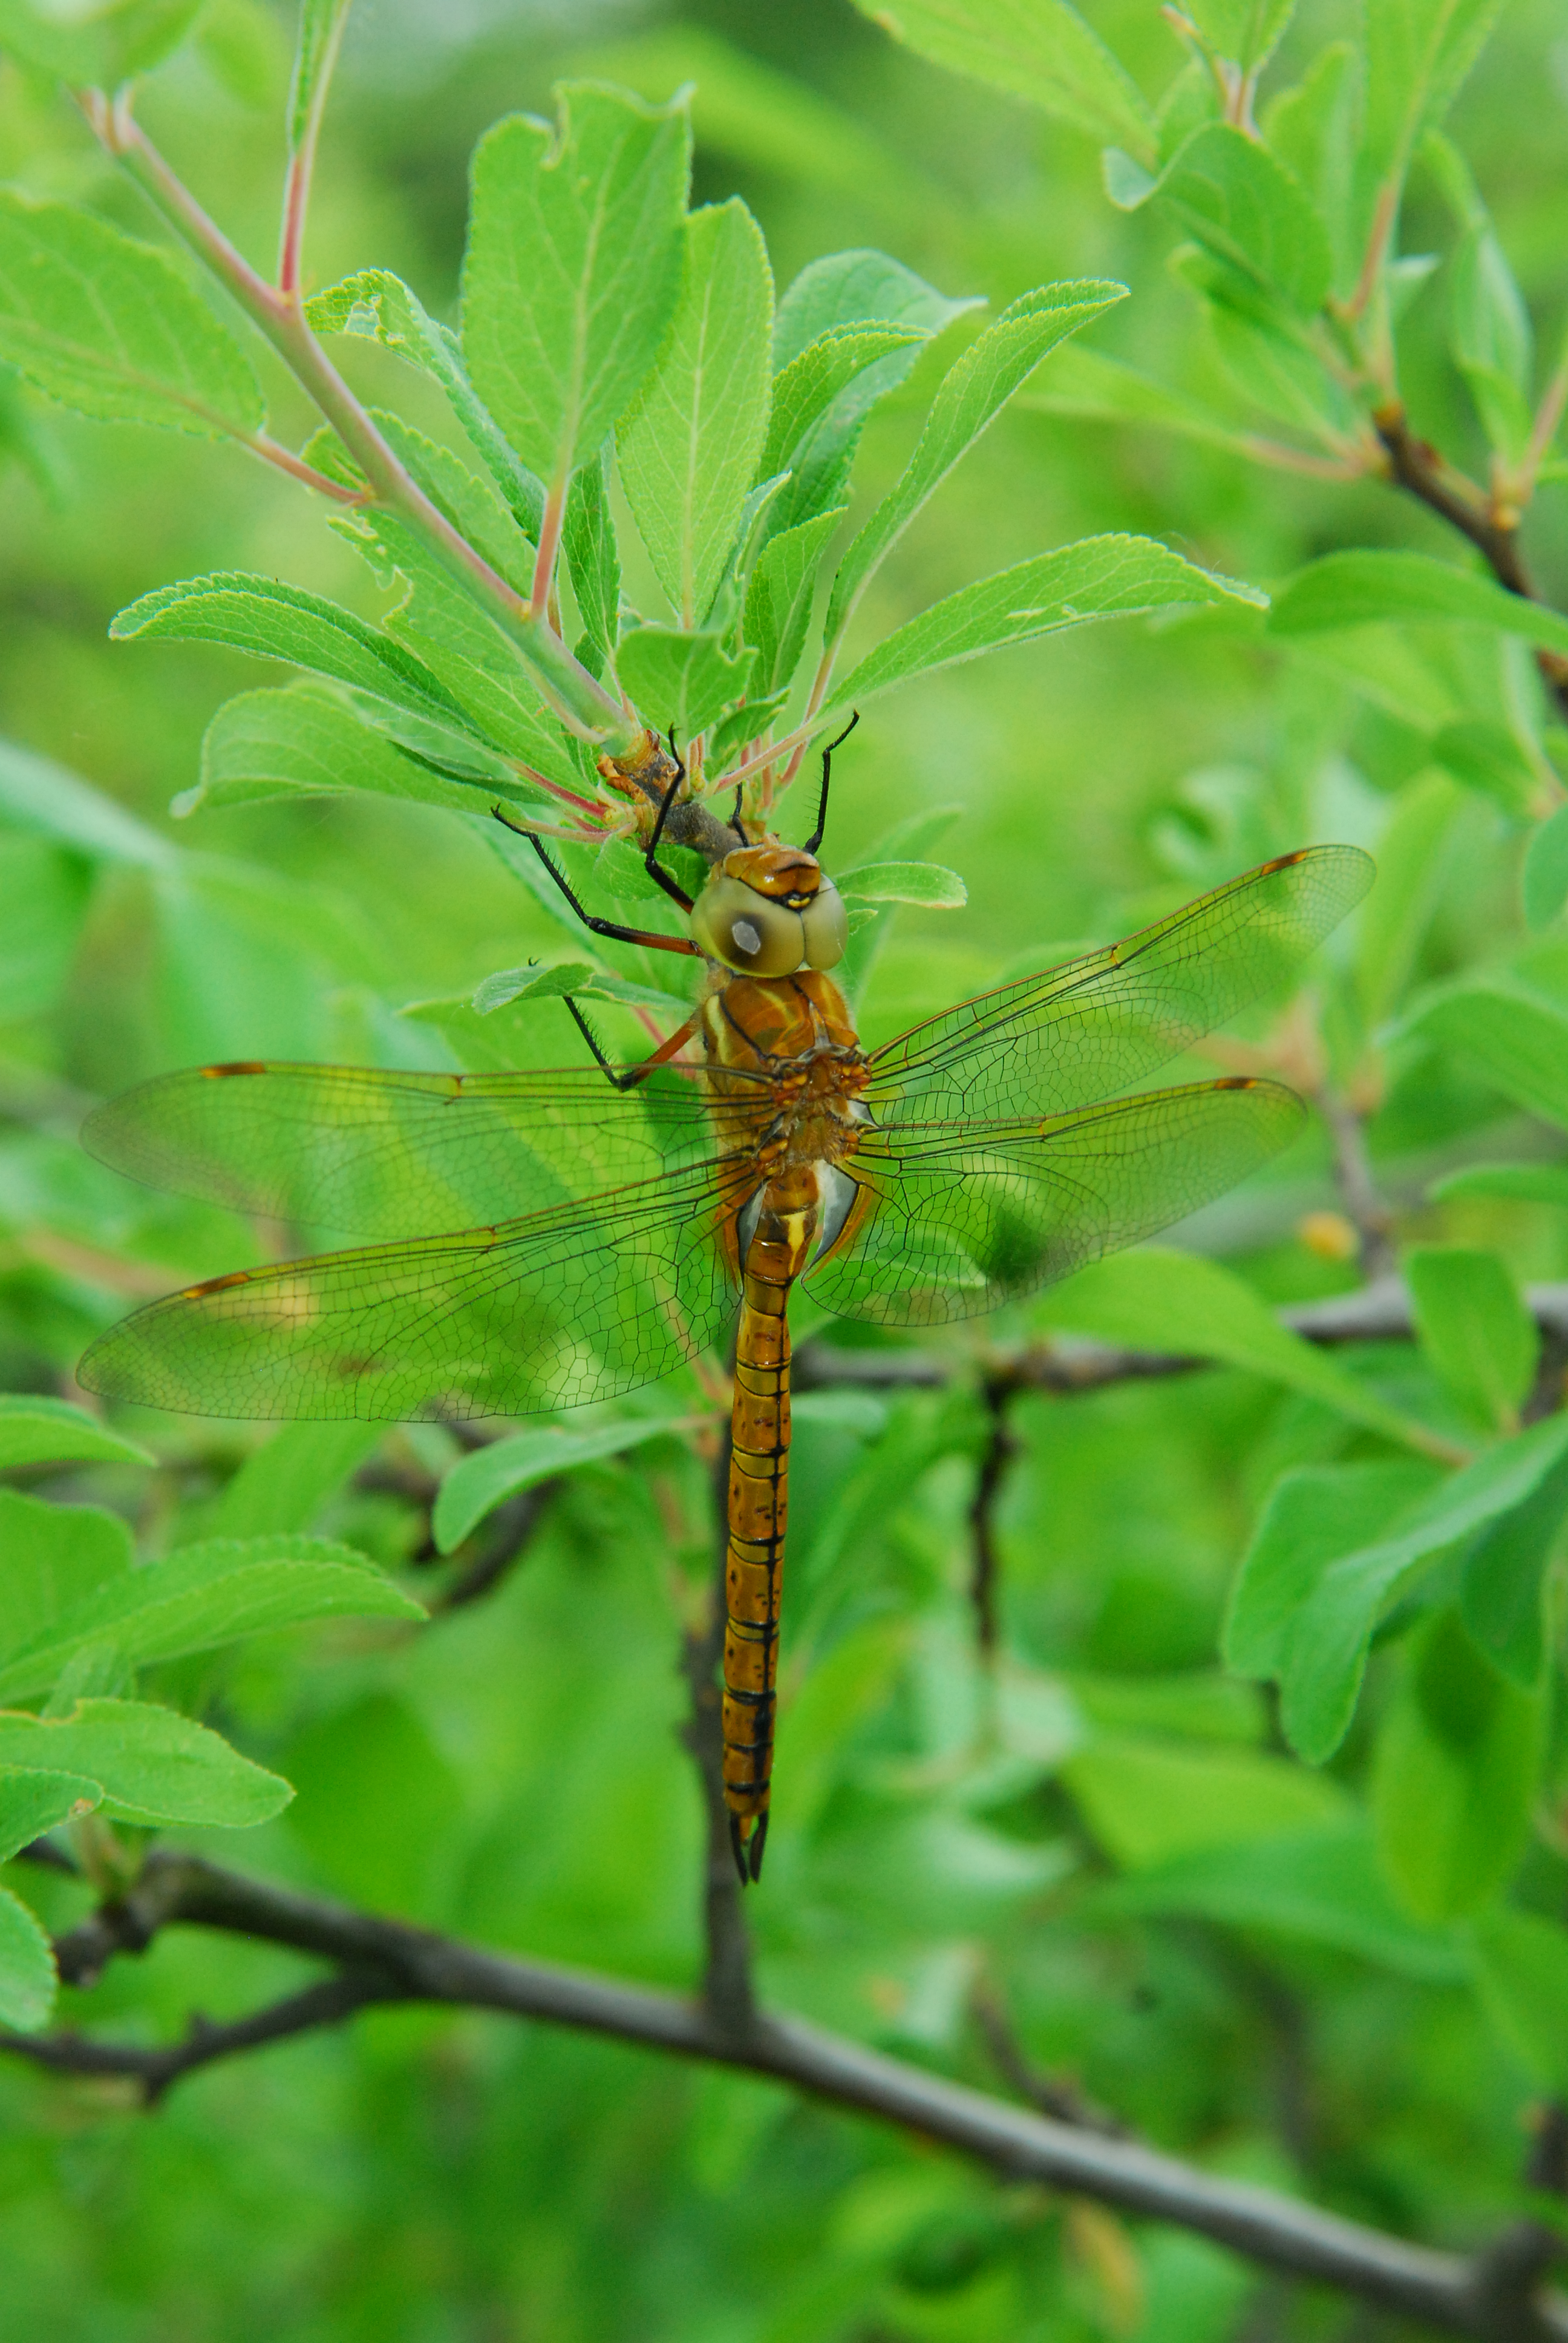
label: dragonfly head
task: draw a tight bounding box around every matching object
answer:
[691,845,848,977]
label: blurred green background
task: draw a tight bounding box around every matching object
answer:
[4,2,1568,2338]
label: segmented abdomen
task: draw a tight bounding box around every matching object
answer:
[720,1177,815,1884]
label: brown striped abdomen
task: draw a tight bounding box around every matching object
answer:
[721,1173,818,1884]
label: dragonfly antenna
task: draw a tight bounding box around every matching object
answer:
[804,710,859,857]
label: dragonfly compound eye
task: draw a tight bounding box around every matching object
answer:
[799,877,848,971]
[691,876,805,976]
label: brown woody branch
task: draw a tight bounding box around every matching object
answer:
[4,1847,1566,2339]
[796,1279,1568,1399]
[1374,407,1568,725]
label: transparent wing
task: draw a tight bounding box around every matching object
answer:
[863,847,1373,1127]
[77,1158,749,1422]
[80,1060,758,1241]
[804,1079,1304,1328]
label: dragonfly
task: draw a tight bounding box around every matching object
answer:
[79,729,1373,1882]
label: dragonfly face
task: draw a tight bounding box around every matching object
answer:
[77,795,1375,1886]
[690,845,849,977]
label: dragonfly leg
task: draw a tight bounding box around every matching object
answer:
[641,738,696,917]
[492,808,700,959]
[562,997,702,1092]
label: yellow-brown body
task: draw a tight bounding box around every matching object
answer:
[700,965,869,1878]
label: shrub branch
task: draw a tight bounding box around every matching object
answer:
[1,1846,1563,2339]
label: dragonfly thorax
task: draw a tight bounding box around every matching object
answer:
[691,845,848,977]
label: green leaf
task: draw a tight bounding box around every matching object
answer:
[1036,1250,1446,1456]
[0,1396,152,1470]
[851,0,1157,165]
[616,626,756,738]
[760,324,925,537]
[0,194,263,439]
[281,1690,459,1916]
[706,691,790,770]
[765,252,979,542]
[462,84,691,489]
[212,1423,384,1539]
[1264,43,1360,292]
[305,267,544,534]
[742,508,846,698]
[286,0,350,152]
[1225,1462,1442,1680]
[0,1535,425,1703]
[1231,1418,1568,1764]
[0,0,205,82]
[1449,224,1534,465]
[1016,342,1269,457]
[774,248,979,366]
[762,326,923,479]
[1460,1447,1568,1688]
[112,572,468,729]
[562,442,622,667]
[839,860,967,909]
[0,1879,57,2033]
[828,534,1265,715]
[329,509,583,787]
[1430,718,1539,816]
[1359,0,1502,218]
[189,688,523,822]
[1354,770,1464,1027]
[1524,806,1568,931]
[1269,551,1568,661]
[1063,1732,1347,1868]
[0,834,91,1018]
[0,1765,100,1865]
[1180,0,1296,73]
[618,200,773,628]
[1099,1824,1466,1980]
[0,1699,292,1828]
[0,1492,136,1669]
[367,410,535,597]
[434,1415,693,1552]
[1431,1162,1568,1210]
[1140,126,1331,319]
[0,736,173,868]
[1406,1247,1538,1433]
[827,281,1126,640]
[1401,978,1568,1133]
[1372,1608,1540,1921]
[470,961,597,1012]
[1471,1907,1568,2091]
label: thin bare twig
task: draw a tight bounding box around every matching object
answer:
[971,1981,1129,2139]
[7,1848,1568,2338]
[678,1412,756,2034]
[795,1280,1568,1400]
[967,1372,1019,1657]
[433,1478,561,1612]
[1375,405,1568,723]
[1315,1087,1397,1282]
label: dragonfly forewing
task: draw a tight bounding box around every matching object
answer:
[863,845,1373,1128]
[82,1060,756,1241]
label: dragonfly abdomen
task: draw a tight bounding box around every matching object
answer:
[720,1171,822,1885]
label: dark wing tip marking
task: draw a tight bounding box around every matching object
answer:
[202,1061,269,1079]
